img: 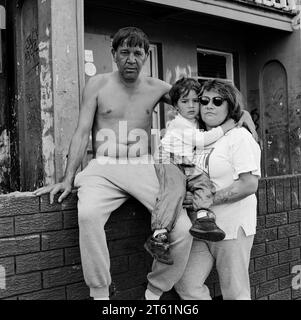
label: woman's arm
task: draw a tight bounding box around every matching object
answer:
[212,172,259,205]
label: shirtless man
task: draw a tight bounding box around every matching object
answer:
[34,27,256,300]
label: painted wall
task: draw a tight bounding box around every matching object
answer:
[246,26,301,176]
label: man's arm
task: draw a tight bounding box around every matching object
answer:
[34,75,100,203]
[157,80,172,105]
[238,110,258,142]
[212,172,259,206]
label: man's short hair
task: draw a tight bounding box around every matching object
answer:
[169,77,201,107]
[112,27,150,54]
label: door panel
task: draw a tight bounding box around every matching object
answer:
[261,61,290,176]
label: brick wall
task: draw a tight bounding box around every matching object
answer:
[0,175,301,300]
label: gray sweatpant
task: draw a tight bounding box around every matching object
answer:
[74,157,193,299]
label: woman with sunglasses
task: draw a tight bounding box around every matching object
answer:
[175,79,261,300]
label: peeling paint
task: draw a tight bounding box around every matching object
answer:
[0,129,10,193]
[39,40,55,185]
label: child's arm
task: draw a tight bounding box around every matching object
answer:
[194,119,236,147]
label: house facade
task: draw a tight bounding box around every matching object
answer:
[0,0,301,300]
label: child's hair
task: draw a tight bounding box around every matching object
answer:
[169,77,201,107]
[112,27,150,54]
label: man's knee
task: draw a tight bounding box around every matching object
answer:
[171,211,192,239]
[78,204,106,227]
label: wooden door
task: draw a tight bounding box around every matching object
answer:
[260,61,290,176]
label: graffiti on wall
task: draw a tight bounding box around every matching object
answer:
[24,28,39,67]
[261,61,290,176]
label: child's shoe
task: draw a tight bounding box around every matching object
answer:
[144,232,174,265]
[189,216,226,242]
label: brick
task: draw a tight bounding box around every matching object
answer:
[18,287,66,300]
[39,191,78,213]
[0,218,14,238]
[267,263,290,280]
[0,257,15,276]
[266,179,276,214]
[269,288,292,300]
[206,267,219,283]
[0,235,40,258]
[106,219,150,241]
[278,223,299,239]
[255,253,278,271]
[254,228,277,244]
[39,194,62,213]
[292,288,301,299]
[257,179,267,215]
[251,243,266,258]
[129,252,151,272]
[279,274,294,290]
[256,216,265,230]
[288,210,301,223]
[63,211,78,229]
[111,271,148,293]
[108,236,146,258]
[111,285,145,300]
[0,272,42,299]
[15,212,63,235]
[214,282,222,297]
[250,270,267,286]
[279,248,300,264]
[65,247,81,265]
[111,256,128,275]
[255,279,279,298]
[66,282,90,300]
[265,212,287,228]
[41,229,79,251]
[257,296,268,300]
[283,178,291,211]
[266,238,288,254]
[43,265,84,289]
[16,250,64,274]
[291,177,299,210]
[289,235,301,249]
[0,193,39,217]
[110,199,150,223]
[61,191,78,211]
[275,178,284,213]
[249,259,255,273]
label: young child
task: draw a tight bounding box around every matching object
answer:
[144,77,236,265]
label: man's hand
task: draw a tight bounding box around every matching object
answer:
[183,191,194,210]
[238,110,258,142]
[33,180,73,204]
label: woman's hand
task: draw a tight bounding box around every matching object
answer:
[238,110,258,142]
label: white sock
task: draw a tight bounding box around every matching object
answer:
[153,229,167,238]
[94,297,109,300]
[145,289,160,300]
[197,210,208,219]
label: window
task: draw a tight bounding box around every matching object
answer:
[197,48,234,84]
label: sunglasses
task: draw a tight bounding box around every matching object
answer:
[200,96,225,107]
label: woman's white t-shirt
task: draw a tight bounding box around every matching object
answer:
[196,127,262,240]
